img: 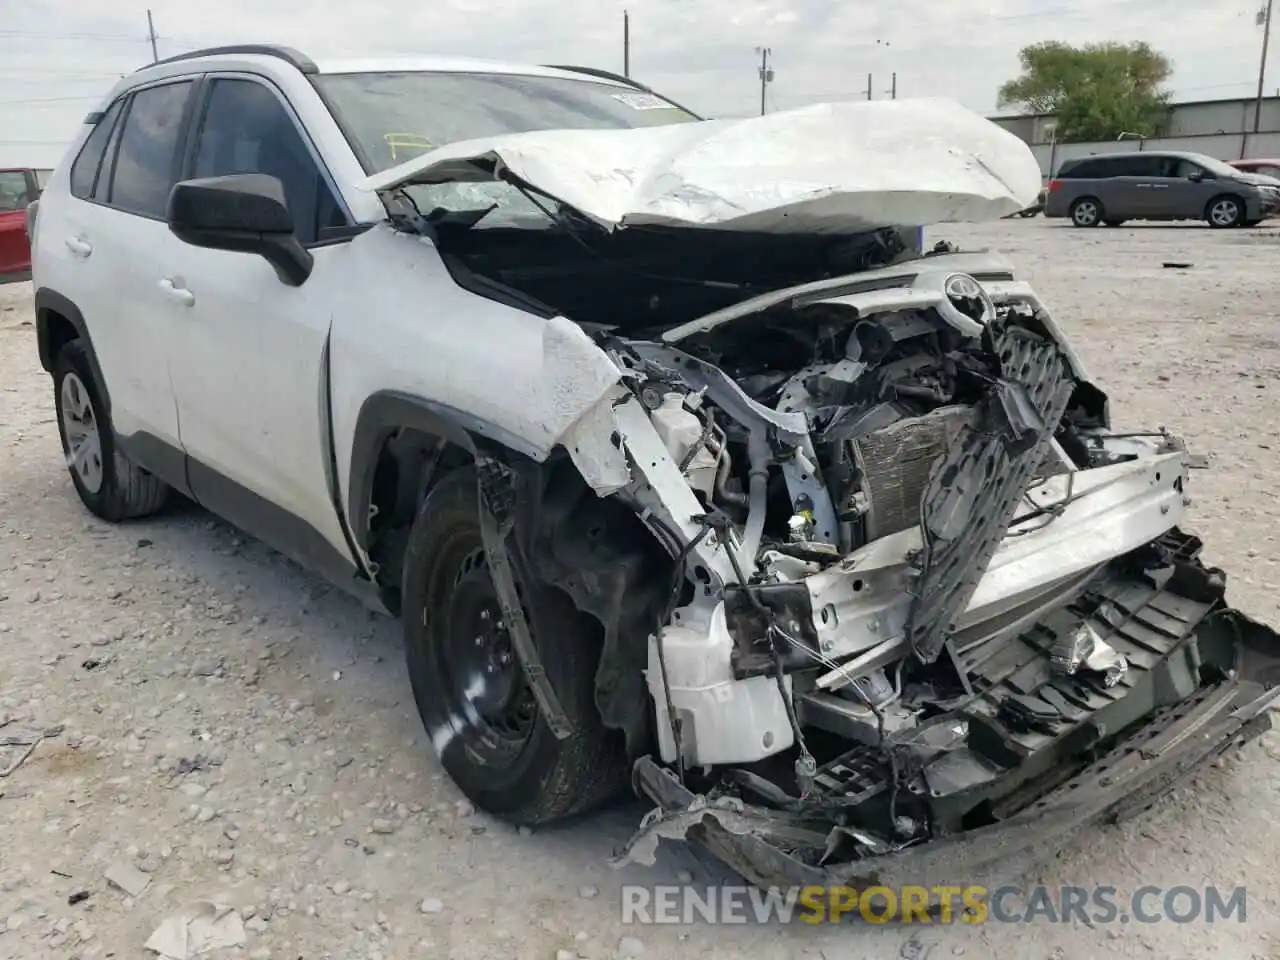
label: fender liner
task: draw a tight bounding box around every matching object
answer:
[346,389,545,552]
[34,288,111,415]
[346,390,573,737]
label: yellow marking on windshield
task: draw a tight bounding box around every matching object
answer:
[384,133,435,162]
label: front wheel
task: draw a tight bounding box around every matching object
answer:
[53,339,169,522]
[1206,195,1245,229]
[401,464,627,825]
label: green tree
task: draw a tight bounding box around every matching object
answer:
[998,41,1173,141]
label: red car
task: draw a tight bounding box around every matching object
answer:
[1229,158,1280,180]
[0,167,49,282]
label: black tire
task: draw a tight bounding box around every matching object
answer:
[53,339,169,522]
[401,464,627,825]
[1205,195,1245,229]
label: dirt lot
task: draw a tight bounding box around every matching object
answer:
[2,219,1280,960]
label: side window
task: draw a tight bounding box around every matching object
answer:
[1122,156,1169,177]
[109,81,194,218]
[0,171,28,211]
[1172,159,1207,179]
[1062,159,1101,179]
[190,78,347,245]
[69,100,124,200]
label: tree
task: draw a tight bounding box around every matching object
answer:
[998,41,1173,141]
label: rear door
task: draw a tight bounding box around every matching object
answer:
[64,78,196,449]
[1106,155,1169,218]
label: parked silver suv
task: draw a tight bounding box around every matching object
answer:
[1044,150,1280,228]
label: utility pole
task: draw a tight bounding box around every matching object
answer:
[757,47,773,116]
[887,72,897,100]
[623,10,630,78]
[1254,0,1274,136]
[146,9,158,62]
[865,74,873,100]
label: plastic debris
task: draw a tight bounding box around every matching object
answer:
[1050,622,1098,674]
[1084,637,1128,687]
[105,862,151,898]
[144,902,246,959]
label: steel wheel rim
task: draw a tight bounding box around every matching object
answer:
[429,537,537,762]
[1075,202,1098,225]
[60,372,104,494]
[1211,200,1238,226]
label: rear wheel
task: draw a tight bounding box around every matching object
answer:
[401,464,627,825]
[53,339,169,522]
[1070,197,1103,227]
[1206,195,1245,229]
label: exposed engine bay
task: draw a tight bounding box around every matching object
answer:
[391,199,1280,888]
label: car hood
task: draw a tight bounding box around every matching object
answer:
[1233,171,1280,187]
[357,97,1043,234]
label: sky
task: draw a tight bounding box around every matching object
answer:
[0,0,1272,167]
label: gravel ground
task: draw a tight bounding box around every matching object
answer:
[2,219,1279,960]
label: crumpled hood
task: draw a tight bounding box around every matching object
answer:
[357,97,1043,234]
[1234,171,1280,187]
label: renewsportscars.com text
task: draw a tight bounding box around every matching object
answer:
[620,884,1248,925]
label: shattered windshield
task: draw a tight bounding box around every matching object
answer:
[316,70,700,227]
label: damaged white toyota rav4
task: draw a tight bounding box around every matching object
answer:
[30,45,1280,889]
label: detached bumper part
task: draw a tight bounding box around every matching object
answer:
[624,609,1279,888]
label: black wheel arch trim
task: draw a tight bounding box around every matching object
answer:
[34,288,111,415]
[346,390,543,552]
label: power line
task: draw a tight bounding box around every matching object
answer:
[0,29,151,42]
[0,94,102,106]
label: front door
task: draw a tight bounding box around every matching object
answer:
[156,74,359,574]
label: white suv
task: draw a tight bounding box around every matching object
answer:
[29,44,1279,888]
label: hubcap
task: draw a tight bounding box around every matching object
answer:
[1211,200,1237,226]
[60,372,104,494]
[1075,202,1098,225]
[440,547,537,749]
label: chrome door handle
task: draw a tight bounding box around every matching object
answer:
[158,277,195,307]
[64,236,92,258]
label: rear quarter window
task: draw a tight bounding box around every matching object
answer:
[69,101,124,200]
[1059,159,1102,179]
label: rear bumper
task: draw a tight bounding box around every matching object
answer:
[624,608,1280,890]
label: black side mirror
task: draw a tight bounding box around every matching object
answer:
[167,174,314,286]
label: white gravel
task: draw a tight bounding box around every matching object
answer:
[2,219,1279,960]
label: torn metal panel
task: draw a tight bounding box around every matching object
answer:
[557,387,632,496]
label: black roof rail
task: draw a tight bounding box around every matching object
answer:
[544,64,645,89]
[137,44,318,75]
[542,64,704,120]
